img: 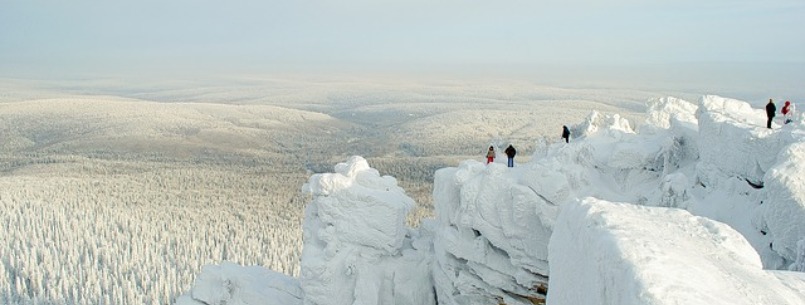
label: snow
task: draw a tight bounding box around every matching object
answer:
[175,262,302,305]
[644,96,699,130]
[431,161,553,305]
[792,239,805,272]
[180,94,805,305]
[298,156,434,305]
[301,156,414,254]
[696,95,792,186]
[758,141,805,264]
[548,198,805,305]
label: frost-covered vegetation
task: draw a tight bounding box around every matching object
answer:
[0,158,307,305]
[0,78,649,304]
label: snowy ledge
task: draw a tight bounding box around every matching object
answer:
[548,198,805,305]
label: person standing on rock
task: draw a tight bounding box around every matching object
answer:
[766,99,776,129]
[486,146,495,164]
[505,144,516,168]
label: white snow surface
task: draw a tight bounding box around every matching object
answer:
[696,95,792,186]
[430,161,554,305]
[759,141,805,265]
[180,95,805,305]
[297,156,433,305]
[175,262,302,305]
[548,198,805,305]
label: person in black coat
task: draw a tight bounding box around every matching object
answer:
[766,99,776,129]
[562,125,570,143]
[504,145,516,167]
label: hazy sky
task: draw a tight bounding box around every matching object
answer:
[1,0,804,80]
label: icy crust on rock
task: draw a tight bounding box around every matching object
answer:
[690,96,805,267]
[791,239,805,272]
[175,262,302,305]
[299,156,434,305]
[528,103,697,207]
[645,96,699,130]
[759,142,805,264]
[431,162,555,305]
[301,156,414,254]
[563,95,805,267]
[696,95,791,186]
[548,199,805,305]
[429,94,805,304]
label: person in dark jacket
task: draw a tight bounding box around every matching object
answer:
[766,99,776,129]
[504,145,516,167]
[562,125,570,143]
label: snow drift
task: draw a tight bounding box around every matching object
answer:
[179,95,805,305]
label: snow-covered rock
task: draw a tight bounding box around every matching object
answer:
[688,95,805,266]
[791,239,805,272]
[299,156,434,305]
[575,110,634,138]
[301,156,414,255]
[548,198,805,305]
[175,262,302,305]
[431,161,553,305]
[644,96,699,130]
[643,96,699,176]
[696,95,790,187]
[758,141,805,267]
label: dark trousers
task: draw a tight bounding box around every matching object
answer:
[507,157,514,167]
[767,116,774,129]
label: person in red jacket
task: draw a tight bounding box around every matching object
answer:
[782,101,795,124]
[486,146,495,164]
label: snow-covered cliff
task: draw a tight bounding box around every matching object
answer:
[178,95,805,305]
[431,162,554,305]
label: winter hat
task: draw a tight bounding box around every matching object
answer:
[785,101,790,105]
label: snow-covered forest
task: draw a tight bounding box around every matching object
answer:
[0,78,653,304]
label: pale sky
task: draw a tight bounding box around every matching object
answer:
[1,0,804,82]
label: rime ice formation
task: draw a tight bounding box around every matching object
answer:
[696,95,791,187]
[299,156,434,305]
[175,262,302,305]
[180,95,805,305]
[792,239,805,272]
[430,161,554,305]
[548,198,805,305]
[759,141,805,265]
